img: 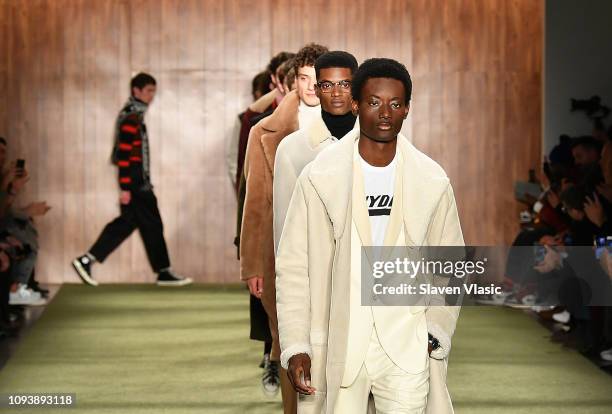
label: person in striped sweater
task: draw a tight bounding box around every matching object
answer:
[72,73,191,287]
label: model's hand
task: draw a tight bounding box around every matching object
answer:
[288,353,316,395]
[247,276,263,298]
[120,191,131,205]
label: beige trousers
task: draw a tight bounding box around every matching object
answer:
[335,329,429,414]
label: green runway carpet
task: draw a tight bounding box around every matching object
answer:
[0,285,610,413]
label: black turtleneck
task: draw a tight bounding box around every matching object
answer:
[321,109,357,140]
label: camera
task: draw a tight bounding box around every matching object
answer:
[570,95,610,122]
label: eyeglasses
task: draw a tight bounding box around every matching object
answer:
[316,80,352,93]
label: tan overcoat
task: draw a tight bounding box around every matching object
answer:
[240,90,300,360]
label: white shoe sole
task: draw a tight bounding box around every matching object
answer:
[156,277,193,287]
[552,311,570,324]
[72,259,98,286]
[262,384,280,398]
[9,298,47,306]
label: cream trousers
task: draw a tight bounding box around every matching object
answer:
[335,328,429,414]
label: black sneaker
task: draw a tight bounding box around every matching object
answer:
[261,354,280,397]
[28,279,49,298]
[156,270,193,286]
[72,255,98,286]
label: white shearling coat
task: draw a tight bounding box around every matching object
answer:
[276,129,464,414]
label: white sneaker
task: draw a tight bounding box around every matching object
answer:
[600,347,612,361]
[261,354,280,398]
[9,284,47,306]
[531,305,556,312]
[552,310,570,324]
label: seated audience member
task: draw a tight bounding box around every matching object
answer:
[0,237,14,339]
[0,137,50,307]
[571,135,602,167]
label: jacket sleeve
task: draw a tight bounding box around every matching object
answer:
[116,115,140,191]
[226,115,242,191]
[240,126,267,281]
[276,173,313,369]
[425,182,464,360]
[273,142,299,256]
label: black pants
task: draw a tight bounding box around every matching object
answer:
[89,189,170,272]
[250,293,272,342]
[0,270,11,324]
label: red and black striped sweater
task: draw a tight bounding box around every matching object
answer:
[111,97,151,191]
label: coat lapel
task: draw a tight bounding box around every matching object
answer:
[397,137,450,247]
[351,147,372,247]
[307,115,331,149]
[261,131,287,176]
[308,130,450,246]
[307,128,356,240]
[259,90,300,174]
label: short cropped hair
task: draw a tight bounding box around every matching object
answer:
[131,72,156,92]
[293,43,329,74]
[252,71,272,99]
[314,51,358,79]
[351,58,412,104]
[267,52,295,75]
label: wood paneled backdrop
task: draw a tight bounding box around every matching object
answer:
[0,0,542,283]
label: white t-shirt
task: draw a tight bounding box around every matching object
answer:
[297,100,320,130]
[359,152,397,246]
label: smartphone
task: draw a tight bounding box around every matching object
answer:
[16,159,25,177]
[595,236,607,259]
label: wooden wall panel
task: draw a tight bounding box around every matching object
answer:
[410,0,543,245]
[0,0,542,283]
[0,0,7,134]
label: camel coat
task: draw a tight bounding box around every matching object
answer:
[276,130,464,414]
[240,90,300,360]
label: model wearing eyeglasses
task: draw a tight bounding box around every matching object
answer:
[276,58,464,414]
[274,50,359,253]
[240,43,329,412]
